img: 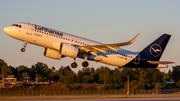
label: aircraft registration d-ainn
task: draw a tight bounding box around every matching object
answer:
[3,22,174,68]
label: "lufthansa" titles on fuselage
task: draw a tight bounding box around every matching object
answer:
[35,25,63,37]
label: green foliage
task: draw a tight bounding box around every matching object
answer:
[172,66,180,82]
[176,80,180,87]
[28,84,36,91]
[71,84,79,90]
[22,72,29,79]
[136,81,146,90]
[0,59,12,77]
[97,85,107,91]
[60,75,73,84]
[61,84,72,91]
[0,58,180,91]
[17,65,30,80]
[108,83,116,90]
[82,75,92,83]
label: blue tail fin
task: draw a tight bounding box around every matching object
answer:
[139,34,171,61]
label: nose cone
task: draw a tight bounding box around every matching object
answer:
[3,26,16,38]
[3,27,9,34]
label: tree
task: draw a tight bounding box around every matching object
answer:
[30,62,52,81]
[0,59,12,77]
[82,75,92,83]
[176,80,180,87]
[16,65,30,80]
[113,68,123,84]
[172,66,180,82]
[21,72,29,79]
[119,67,134,83]
[99,67,113,84]
[168,69,172,77]
[76,70,83,83]
[9,66,18,78]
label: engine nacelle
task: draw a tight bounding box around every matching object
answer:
[157,64,168,68]
[44,48,62,60]
[59,43,79,58]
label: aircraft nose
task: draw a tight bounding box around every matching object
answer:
[3,27,9,34]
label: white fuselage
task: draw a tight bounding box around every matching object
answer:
[4,22,138,67]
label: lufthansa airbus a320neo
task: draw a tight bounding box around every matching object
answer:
[3,22,174,68]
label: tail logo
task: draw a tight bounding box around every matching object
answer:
[150,44,162,57]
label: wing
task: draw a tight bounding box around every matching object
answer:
[78,33,141,55]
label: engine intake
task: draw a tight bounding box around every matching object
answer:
[59,43,79,58]
[44,48,61,60]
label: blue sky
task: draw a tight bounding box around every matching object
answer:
[0,0,179,72]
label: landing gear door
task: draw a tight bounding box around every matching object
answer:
[27,24,33,35]
[134,55,140,65]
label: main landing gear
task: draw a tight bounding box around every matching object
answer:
[82,56,89,67]
[21,42,27,52]
[82,61,89,67]
[71,58,78,68]
[71,62,78,68]
[71,57,89,68]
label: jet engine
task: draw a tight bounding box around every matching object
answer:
[157,64,168,68]
[44,48,62,60]
[59,43,79,58]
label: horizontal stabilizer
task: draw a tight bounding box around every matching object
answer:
[148,61,174,64]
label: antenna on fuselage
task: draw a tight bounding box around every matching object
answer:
[31,22,33,24]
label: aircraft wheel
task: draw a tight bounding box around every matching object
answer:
[71,62,78,68]
[21,48,25,52]
[82,61,89,67]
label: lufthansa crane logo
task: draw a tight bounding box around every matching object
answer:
[150,44,162,57]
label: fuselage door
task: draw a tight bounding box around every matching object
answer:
[27,24,33,35]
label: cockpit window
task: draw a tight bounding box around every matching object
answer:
[12,24,16,26]
[11,24,21,28]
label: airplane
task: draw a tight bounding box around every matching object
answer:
[3,22,174,68]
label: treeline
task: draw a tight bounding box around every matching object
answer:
[1,58,180,90]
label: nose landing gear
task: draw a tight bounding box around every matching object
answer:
[21,42,28,52]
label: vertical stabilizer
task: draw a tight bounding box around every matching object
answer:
[139,34,171,61]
